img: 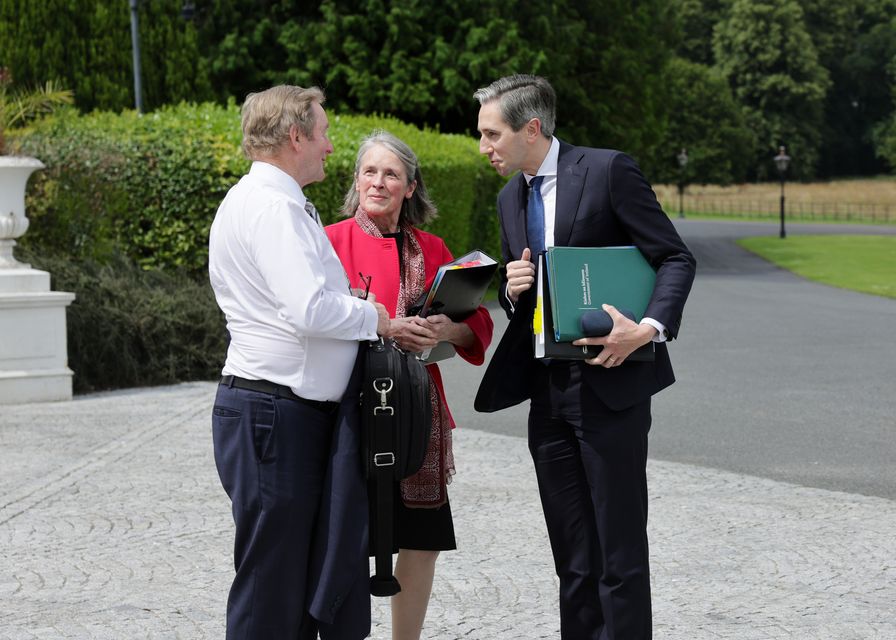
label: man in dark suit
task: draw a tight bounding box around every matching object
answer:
[473,74,696,639]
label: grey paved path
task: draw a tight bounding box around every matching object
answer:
[654,219,896,498]
[2,381,895,639]
[3,219,895,638]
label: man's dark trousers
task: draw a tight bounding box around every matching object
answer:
[528,363,652,640]
[212,384,334,640]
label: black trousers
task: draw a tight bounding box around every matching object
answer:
[528,363,652,640]
[212,383,335,640]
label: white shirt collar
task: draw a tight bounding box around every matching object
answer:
[249,161,307,207]
[524,137,560,184]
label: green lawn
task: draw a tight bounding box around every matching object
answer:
[737,235,896,299]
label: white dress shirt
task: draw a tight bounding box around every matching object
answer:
[523,138,668,342]
[209,161,379,401]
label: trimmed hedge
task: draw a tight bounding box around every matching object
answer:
[21,249,228,394]
[12,103,506,273]
[8,104,506,392]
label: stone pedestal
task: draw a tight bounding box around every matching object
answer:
[0,156,75,404]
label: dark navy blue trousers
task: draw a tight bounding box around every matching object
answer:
[212,383,335,640]
[528,363,652,640]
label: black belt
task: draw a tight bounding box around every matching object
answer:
[220,375,338,412]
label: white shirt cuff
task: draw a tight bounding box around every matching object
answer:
[640,317,669,343]
[359,299,381,340]
[504,287,516,314]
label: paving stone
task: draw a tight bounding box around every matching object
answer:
[1,382,894,639]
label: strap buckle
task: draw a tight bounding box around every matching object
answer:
[373,452,395,467]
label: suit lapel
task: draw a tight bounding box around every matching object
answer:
[553,142,587,247]
[508,174,529,257]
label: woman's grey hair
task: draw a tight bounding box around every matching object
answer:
[473,74,556,138]
[342,130,438,227]
[240,85,325,159]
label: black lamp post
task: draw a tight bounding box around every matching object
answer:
[129,1,197,114]
[676,148,688,219]
[774,145,791,239]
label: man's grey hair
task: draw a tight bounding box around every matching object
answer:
[473,74,556,138]
[240,85,325,159]
[342,130,438,227]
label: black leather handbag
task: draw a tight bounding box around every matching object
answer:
[362,337,432,596]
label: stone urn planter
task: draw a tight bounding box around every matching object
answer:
[0,156,43,267]
[0,155,75,403]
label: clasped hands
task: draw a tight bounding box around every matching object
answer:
[506,247,656,368]
[351,288,460,349]
[386,314,458,353]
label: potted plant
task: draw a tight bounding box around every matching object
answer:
[0,67,73,267]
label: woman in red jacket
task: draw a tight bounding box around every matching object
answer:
[326,130,493,640]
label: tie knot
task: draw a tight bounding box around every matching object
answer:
[530,176,544,192]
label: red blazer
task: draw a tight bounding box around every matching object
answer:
[326,218,494,428]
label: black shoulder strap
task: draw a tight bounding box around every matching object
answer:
[368,342,402,597]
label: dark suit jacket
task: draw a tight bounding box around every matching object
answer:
[306,344,370,640]
[475,141,696,413]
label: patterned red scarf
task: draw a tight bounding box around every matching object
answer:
[354,208,454,508]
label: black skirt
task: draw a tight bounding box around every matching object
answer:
[393,486,457,552]
[369,483,457,554]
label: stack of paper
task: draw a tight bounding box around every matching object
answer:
[411,249,498,364]
[412,249,498,319]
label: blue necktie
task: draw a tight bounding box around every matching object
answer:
[527,176,545,256]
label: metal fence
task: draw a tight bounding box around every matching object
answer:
[660,197,896,224]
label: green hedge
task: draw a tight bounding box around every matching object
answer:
[20,250,228,394]
[12,103,506,274]
[8,104,506,392]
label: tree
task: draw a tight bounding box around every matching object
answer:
[799,0,896,176]
[671,0,732,65]
[653,58,754,185]
[713,0,830,179]
[874,115,896,173]
[0,0,678,169]
[275,0,677,171]
[0,0,211,112]
[187,0,319,103]
[871,18,896,171]
[274,0,547,133]
[137,0,214,107]
[546,0,678,172]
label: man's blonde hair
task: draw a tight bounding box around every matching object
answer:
[240,85,325,159]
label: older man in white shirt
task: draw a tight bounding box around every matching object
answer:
[209,85,390,640]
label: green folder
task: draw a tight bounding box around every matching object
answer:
[545,246,656,342]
